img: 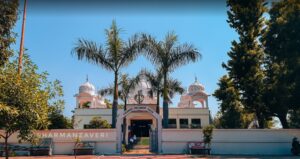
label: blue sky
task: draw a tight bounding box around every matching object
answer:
[12,1,238,118]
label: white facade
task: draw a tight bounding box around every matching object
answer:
[73,76,211,130]
[178,77,209,108]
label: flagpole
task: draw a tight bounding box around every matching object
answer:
[18,0,27,75]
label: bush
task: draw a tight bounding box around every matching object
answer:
[202,125,214,148]
[122,144,127,153]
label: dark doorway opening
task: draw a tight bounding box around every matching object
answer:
[131,120,152,137]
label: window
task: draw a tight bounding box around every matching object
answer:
[191,119,201,128]
[180,119,189,128]
[168,119,177,128]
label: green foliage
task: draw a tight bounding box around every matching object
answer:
[142,69,185,113]
[47,80,71,129]
[82,101,91,108]
[122,144,127,152]
[289,109,300,128]
[223,0,268,128]
[100,73,140,109]
[0,54,64,158]
[48,111,72,129]
[202,125,214,148]
[104,99,112,108]
[213,75,243,128]
[0,54,49,136]
[140,32,200,128]
[263,0,300,128]
[88,117,111,129]
[72,20,140,128]
[0,0,19,67]
[30,136,41,146]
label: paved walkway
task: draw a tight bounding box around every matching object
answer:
[123,145,151,155]
[1,155,299,159]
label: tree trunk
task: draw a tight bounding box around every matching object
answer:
[4,136,8,159]
[112,71,119,128]
[162,72,168,128]
[18,0,27,75]
[123,100,127,145]
[156,90,160,114]
[278,114,289,128]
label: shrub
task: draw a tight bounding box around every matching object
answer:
[202,125,214,148]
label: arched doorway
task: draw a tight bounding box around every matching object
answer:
[116,106,162,153]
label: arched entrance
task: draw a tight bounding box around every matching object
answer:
[116,106,162,153]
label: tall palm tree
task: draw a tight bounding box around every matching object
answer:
[100,73,140,144]
[141,69,162,114]
[142,69,185,114]
[72,20,140,128]
[100,74,140,111]
[140,32,201,128]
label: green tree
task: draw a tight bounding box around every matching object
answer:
[88,117,111,129]
[223,0,268,128]
[289,109,300,128]
[0,54,61,159]
[72,20,140,128]
[104,99,112,109]
[263,0,300,128]
[142,69,185,114]
[48,101,72,129]
[0,0,18,67]
[48,111,72,129]
[142,69,163,113]
[213,75,243,128]
[140,32,200,128]
[202,125,214,148]
[46,79,72,129]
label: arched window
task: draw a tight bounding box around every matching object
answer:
[192,100,205,108]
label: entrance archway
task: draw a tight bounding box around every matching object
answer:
[116,106,162,153]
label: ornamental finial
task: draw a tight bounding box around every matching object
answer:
[86,75,89,82]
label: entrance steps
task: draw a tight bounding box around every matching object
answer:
[123,147,152,155]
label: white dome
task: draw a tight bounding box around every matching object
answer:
[188,78,204,93]
[139,78,151,89]
[79,81,95,95]
[128,72,153,99]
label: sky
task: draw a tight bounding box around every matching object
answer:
[12,0,238,118]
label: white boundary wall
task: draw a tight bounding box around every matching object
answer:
[2,129,300,155]
[0,129,117,155]
[162,129,300,155]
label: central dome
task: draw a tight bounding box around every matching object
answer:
[79,81,95,95]
[188,78,204,93]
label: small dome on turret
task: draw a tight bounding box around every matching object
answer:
[188,77,204,93]
[79,76,95,95]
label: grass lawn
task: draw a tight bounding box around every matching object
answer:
[137,137,149,145]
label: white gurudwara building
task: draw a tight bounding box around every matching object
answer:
[73,75,211,141]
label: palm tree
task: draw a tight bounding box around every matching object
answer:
[72,20,140,128]
[100,74,140,111]
[140,32,201,128]
[100,73,140,144]
[142,69,185,114]
[141,69,162,114]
